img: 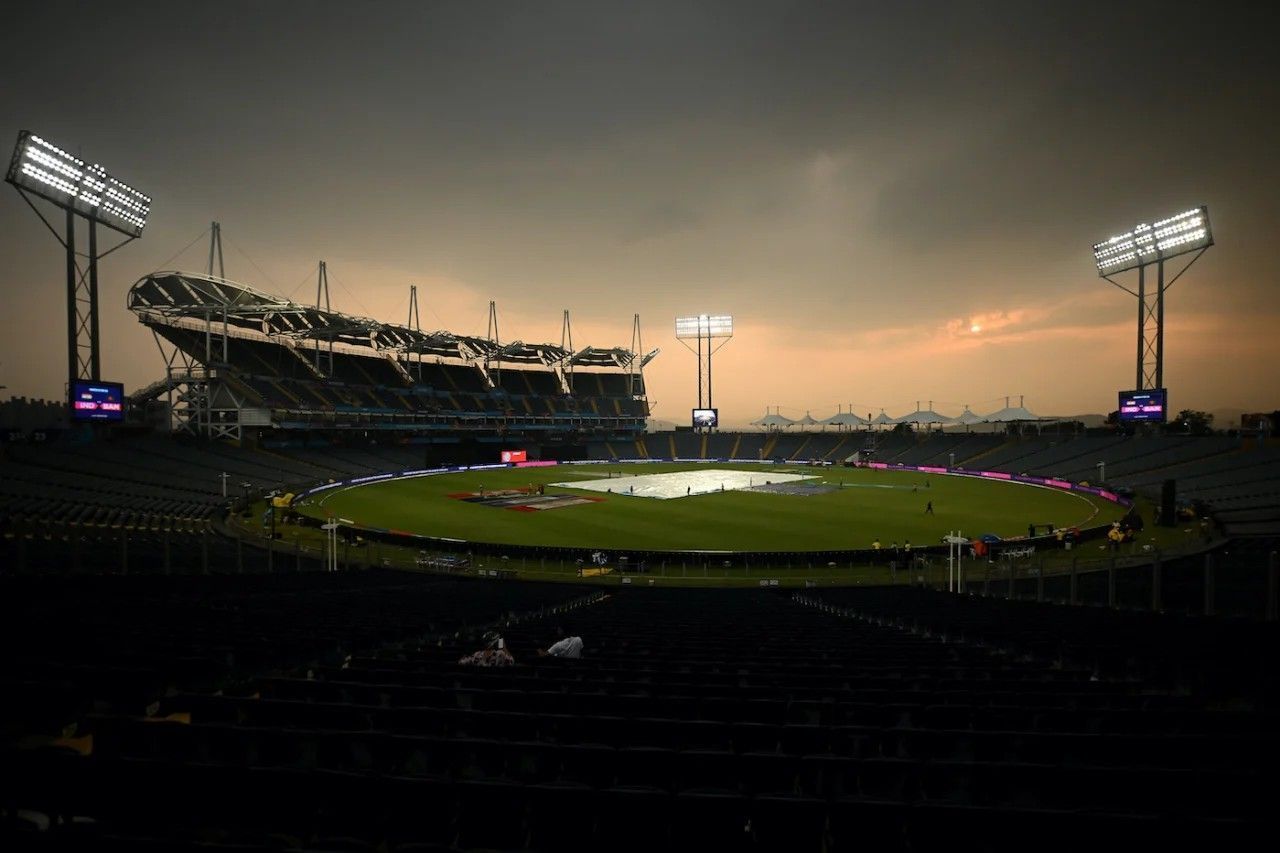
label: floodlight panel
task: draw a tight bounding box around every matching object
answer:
[5,130,151,237]
[675,314,734,339]
[1093,206,1211,275]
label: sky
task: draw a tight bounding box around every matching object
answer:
[1,0,1278,426]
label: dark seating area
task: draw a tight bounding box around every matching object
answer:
[2,583,1270,851]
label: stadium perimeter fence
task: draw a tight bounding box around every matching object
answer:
[3,517,1276,621]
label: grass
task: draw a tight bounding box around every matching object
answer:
[289,463,1125,553]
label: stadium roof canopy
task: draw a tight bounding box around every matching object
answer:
[751,411,795,428]
[794,411,820,426]
[952,407,985,425]
[566,346,647,369]
[128,270,640,368]
[868,410,897,426]
[982,403,1040,422]
[822,410,869,426]
[891,405,952,425]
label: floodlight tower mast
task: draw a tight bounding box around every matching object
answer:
[5,131,151,393]
[675,315,733,429]
[1093,206,1213,391]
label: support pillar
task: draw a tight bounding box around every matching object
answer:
[66,209,77,389]
[88,221,100,380]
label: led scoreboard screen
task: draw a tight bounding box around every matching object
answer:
[692,408,719,429]
[70,380,125,422]
[501,449,527,463]
[1118,389,1167,423]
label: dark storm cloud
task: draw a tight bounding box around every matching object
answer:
[620,201,703,244]
[1,0,1277,417]
[870,2,1280,253]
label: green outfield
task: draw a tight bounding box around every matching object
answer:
[290,463,1126,553]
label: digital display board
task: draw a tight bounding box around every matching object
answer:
[1118,389,1167,423]
[692,408,718,429]
[70,380,124,422]
[501,449,527,463]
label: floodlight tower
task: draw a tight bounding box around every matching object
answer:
[675,314,733,428]
[1093,206,1213,392]
[5,131,151,392]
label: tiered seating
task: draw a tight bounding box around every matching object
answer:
[1053,436,1236,482]
[149,322,644,434]
[671,431,701,458]
[5,585,1267,850]
[735,432,766,459]
[960,437,1051,471]
[893,433,991,466]
[325,352,407,388]
[705,432,736,458]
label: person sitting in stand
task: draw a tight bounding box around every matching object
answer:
[458,631,515,667]
[539,627,584,659]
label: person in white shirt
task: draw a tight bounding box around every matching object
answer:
[540,634,583,659]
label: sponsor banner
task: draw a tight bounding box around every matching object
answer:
[349,473,396,484]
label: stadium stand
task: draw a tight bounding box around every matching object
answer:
[2,584,1271,850]
[126,272,650,443]
[3,384,1278,851]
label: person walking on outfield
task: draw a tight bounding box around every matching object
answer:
[925,501,934,515]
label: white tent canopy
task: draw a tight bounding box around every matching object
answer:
[751,407,795,429]
[892,401,953,425]
[982,396,1040,422]
[983,405,1040,422]
[794,411,820,426]
[823,410,869,426]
